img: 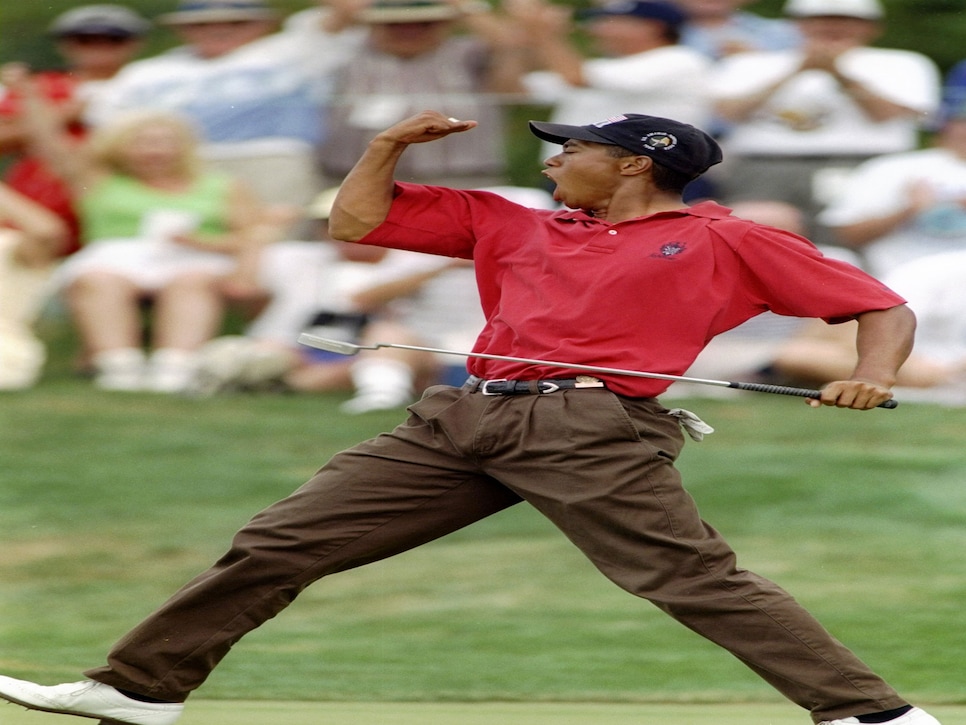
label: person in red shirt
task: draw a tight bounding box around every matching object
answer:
[0,5,150,256]
[0,111,936,725]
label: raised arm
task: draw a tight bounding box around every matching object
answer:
[811,304,916,410]
[0,182,70,265]
[328,111,477,241]
[503,0,585,87]
[0,64,91,194]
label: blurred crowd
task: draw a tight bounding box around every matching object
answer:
[2,0,965,408]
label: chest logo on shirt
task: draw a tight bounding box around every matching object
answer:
[652,241,687,259]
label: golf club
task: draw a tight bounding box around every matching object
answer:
[297,333,898,409]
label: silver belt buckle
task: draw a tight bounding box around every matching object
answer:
[480,378,508,395]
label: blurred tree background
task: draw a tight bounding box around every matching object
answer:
[2,0,965,73]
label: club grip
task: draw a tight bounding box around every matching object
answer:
[731,381,898,409]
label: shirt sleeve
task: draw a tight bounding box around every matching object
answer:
[730,224,906,322]
[839,48,940,115]
[356,184,475,258]
[817,155,912,226]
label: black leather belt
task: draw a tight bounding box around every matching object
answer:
[463,375,605,395]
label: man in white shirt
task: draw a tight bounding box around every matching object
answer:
[318,0,528,189]
[709,0,940,245]
[513,0,712,164]
[87,0,364,208]
[818,113,966,277]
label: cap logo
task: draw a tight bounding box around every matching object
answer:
[641,131,677,151]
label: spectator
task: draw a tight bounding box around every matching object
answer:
[514,0,712,165]
[333,184,557,412]
[304,259,481,413]
[195,185,555,412]
[816,109,966,277]
[7,64,269,393]
[770,250,966,406]
[939,57,966,128]
[674,0,801,60]
[0,5,151,255]
[193,185,458,405]
[709,0,941,246]
[318,0,528,188]
[0,182,70,390]
[87,0,363,210]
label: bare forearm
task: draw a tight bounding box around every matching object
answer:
[350,263,452,310]
[329,111,478,241]
[0,183,63,239]
[328,137,408,241]
[832,205,919,247]
[0,183,70,262]
[715,72,795,122]
[851,305,916,387]
[835,73,919,122]
[808,304,915,409]
[531,36,586,87]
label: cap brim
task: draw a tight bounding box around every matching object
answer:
[158,9,276,25]
[358,6,463,22]
[52,26,145,37]
[528,120,616,147]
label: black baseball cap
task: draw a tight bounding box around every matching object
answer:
[580,0,687,28]
[529,114,722,179]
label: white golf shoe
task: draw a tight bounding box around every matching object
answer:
[0,676,183,725]
[820,706,941,725]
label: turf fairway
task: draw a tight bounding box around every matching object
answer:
[2,353,966,722]
[2,702,966,725]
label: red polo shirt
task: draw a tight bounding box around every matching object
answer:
[360,183,905,397]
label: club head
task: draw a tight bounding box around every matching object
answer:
[297,333,365,355]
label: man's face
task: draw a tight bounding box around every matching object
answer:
[587,16,671,57]
[56,34,144,73]
[174,19,275,58]
[673,0,748,20]
[541,139,627,210]
[797,16,879,48]
[940,119,966,155]
[368,20,453,58]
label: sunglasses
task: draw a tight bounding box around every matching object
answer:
[59,34,139,45]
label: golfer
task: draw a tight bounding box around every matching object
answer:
[0,111,939,725]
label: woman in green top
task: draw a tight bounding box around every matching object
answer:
[8,63,270,392]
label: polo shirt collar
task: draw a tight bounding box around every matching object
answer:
[551,200,733,224]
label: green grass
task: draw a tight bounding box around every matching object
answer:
[3,702,966,725]
[2,328,966,716]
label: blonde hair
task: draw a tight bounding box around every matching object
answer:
[86,110,203,179]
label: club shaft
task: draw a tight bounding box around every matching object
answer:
[356,341,898,409]
[296,335,896,409]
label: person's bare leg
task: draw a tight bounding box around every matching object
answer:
[147,273,226,392]
[152,273,226,350]
[284,361,354,392]
[66,272,147,390]
[66,272,144,354]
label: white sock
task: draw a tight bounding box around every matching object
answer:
[340,358,414,414]
[92,348,147,391]
[147,348,200,393]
